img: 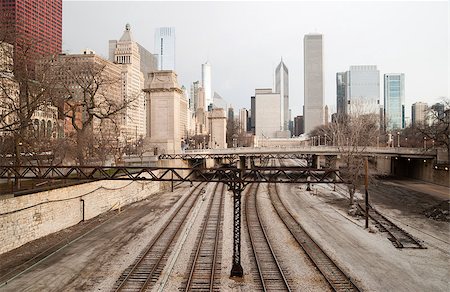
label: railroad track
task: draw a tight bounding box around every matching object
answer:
[113,183,206,292]
[358,203,426,249]
[245,182,292,291]
[269,182,359,291]
[182,183,225,291]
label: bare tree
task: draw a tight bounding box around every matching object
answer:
[311,109,380,207]
[415,98,449,163]
[46,54,126,165]
[0,32,58,167]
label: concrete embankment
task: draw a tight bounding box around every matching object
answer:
[0,179,160,255]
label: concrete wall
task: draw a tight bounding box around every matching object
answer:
[392,158,449,187]
[0,179,160,255]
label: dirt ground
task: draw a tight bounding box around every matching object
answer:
[280,175,449,292]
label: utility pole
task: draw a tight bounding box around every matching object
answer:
[364,157,369,229]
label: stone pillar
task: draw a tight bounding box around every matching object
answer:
[208,108,227,149]
[144,71,184,154]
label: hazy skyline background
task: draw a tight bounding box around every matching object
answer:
[63,0,448,118]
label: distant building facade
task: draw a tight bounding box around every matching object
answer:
[336,72,348,118]
[411,102,428,126]
[347,65,380,115]
[190,81,201,112]
[293,115,304,136]
[109,24,157,142]
[304,34,324,133]
[1,0,62,59]
[202,61,212,110]
[213,92,227,112]
[51,52,122,138]
[250,95,256,134]
[384,73,405,130]
[254,89,281,138]
[275,59,289,131]
[154,27,175,70]
[239,108,248,133]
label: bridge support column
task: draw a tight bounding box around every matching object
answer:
[230,168,244,277]
[311,155,321,169]
[325,155,338,180]
[238,156,246,169]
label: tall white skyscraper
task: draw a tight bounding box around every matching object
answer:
[384,73,405,130]
[202,61,212,110]
[304,34,324,134]
[154,27,175,70]
[275,59,289,131]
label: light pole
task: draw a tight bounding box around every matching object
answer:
[405,137,408,147]
[397,131,400,147]
[424,137,427,150]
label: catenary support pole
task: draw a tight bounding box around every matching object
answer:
[230,169,243,277]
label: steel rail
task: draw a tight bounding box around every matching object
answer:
[245,183,291,292]
[359,203,425,249]
[184,183,225,291]
[269,180,360,292]
[114,183,205,292]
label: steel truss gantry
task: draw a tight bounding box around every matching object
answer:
[0,164,346,277]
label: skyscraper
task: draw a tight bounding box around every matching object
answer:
[202,61,212,110]
[347,65,380,115]
[336,72,348,118]
[239,108,248,133]
[154,27,175,70]
[275,59,289,131]
[303,34,324,134]
[1,0,62,59]
[384,73,405,130]
[411,102,428,126]
[190,81,201,111]
[109,24,157,141]
[254,89,281,138]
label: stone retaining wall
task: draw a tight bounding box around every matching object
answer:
[0,180,160,255]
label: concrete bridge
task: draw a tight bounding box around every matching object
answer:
[181,146,437,159]
[159,146,448,187]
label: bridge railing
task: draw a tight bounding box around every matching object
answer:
[185,146,437,157]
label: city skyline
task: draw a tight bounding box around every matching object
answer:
[62,1,448,117]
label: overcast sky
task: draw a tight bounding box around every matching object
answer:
[63,0,448,117]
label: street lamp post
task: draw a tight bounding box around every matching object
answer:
[424,137,427,150]
[397,131,400,147]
